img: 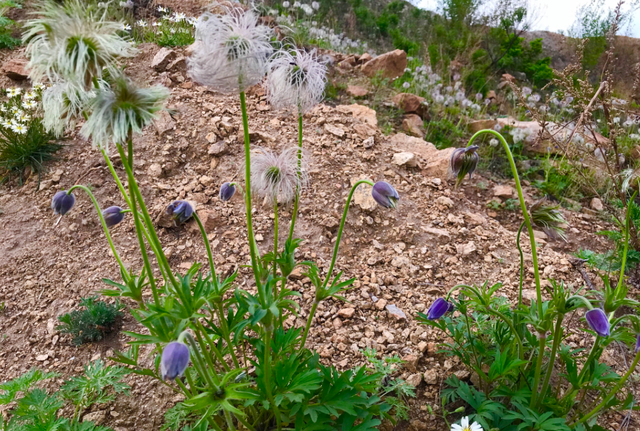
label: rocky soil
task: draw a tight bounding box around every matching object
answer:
[0,10,638,431]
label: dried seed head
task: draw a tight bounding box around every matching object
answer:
[188,8,273,92]
[530,200,568,241]
[250,146,308,204]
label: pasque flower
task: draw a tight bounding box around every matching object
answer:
[51,190,76,215]
[371,181,399,209]
[188,7,273,92]
[23,0,136,87]
[80,75,169,151]
[266,48,327,114]
[426,298,453,320]
[451,416,483,431]
[166,200,194,223]
[219,182,236,201]
[586,308,610,337]
[251,147,308,204]
[160,341,190,380]
[103,206,125,227]
[42,81,94,136]
[450,145,479,187]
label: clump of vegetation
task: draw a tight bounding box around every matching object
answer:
[131,8,195,47]
[57,297,123,345]
[0,0,23,49]
[0,86,61,185]
[0,361,130,430]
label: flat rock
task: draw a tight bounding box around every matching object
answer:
[386,304,407,320]
[402,114,424,138]
[324,123,345,138]
[154,110,175,135]
[361,49,407,79]
[2,58,29,81]
[388,133,453,178]
[392,93,427,117]
[423,369,438,384]
[352,179,376,210]
[406,373,422,387]
[346,85,368,97]
[392,152,417,167]
[337,307,355,318]
[590,197,604,211]
[493,184,515,198]
[336,104,377,127]
[152,48,178,72]
[468,119,497,133]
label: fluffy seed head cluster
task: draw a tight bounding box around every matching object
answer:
[530,200,568,241]
[188,8,273,92]
[42,81,95,136]
[250,146,308,204]
[24,0,136,87]
[80,76,169,151]
[266,48,327,114]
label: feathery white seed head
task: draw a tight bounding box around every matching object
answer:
[80,76,169,152]
[250,146,309,204]
[188,7,273,92]
[266,48,326,114]
[24,0,136,87]
[42,80,96,136]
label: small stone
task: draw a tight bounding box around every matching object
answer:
[406,373,422,387]
[208,142,227,156]
[205,132,217,143]
[590,197,604,211]
[82,411,106,425]
[423,369,438,385]
[152,47,178,71]
[346,85,368,97]
[456,241,476,256]
[324,123,345,138]
[386,304,407,320]
[36,354,49,361]
[417,341,428,353]
[436,196,454,208]
[363,136,375,149]
[402,114,424,138]
[147,163,162,178]
[337,307,355,318]
[493,185,515,198]
[333,318,342,329]
[392,152,417,167]
[2,58,29,81]
[375,298,388,310]
[154,110,175,135]
[402,354,419,372]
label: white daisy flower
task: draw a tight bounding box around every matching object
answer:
[137,20,147,27]
[121,23,131,31]
[1,120,11,128]
[451,416,482,431]
[158,6,167,13]
[153,21,161,27]
[173,12,186,22]
[12,124,27,134]
[19,113,31,122]
[33,83,46,91]
[0,105,7,112]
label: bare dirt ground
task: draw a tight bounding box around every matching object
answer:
[0,3,638,431]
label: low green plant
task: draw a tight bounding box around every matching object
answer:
[421,130,640,431]
[57,297,124,346]
[133,13,195,48]
[0,86,61,185]
[0,361,130,431]
[0,0,22,49]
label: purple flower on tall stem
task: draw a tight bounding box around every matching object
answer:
[219,182,236,202]
[103,206,125,227]
[426,298,453,320]
[51,191,76,215]
[585,309,610,337]
[450,145,479,187]
[161,341,190,381]
[372,181,399,209]
[166,200,194,223]
[635,335,640,353]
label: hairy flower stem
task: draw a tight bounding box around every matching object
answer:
[617,193,636,289]
[467,130,545,405]
[66,184,126,273]
[239,91,262,292]
[194,320,232,373]
[530,336,546,407]
[576,349,640,425]
[185,332,220,390]
[513,222,525,336]
[321,179,375,290]
[287,113,303,242]
[300,300,319,349]
[539,313,564,406]
[263,325,282,430]
[101,148,131,208]
[192,212,218,281]
[273,202,279,281]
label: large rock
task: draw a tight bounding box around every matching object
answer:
[361,49,407,79]
[336,104,377,127]
[2,58,29,81]
[389,133,455,178]
[392,93,427,118]
[346,85,368,97]
[468,119,497,133]
[402,114,424,138]
[152,48,178,72]
[352,179,376,210]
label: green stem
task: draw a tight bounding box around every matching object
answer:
[539,313,564,406]
[100,148,131,208]
[321,179,374,290]
[617,192,636,289]
[487,308,524,361]
[577,337,601,384]
[300,301,319,349]
[288,113,303,242]
[185,333,220,390]
[192,212,217,281]
[530,335,546,407]
[194,320,231,373]
[467,130,543,317]
[516,222,525,309]
[273,201,279,281]
[239,91,262,293]
[263,326,281,430]
[66,184,126,273]
[576,349,640,425]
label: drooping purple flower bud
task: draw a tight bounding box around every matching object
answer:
[102,206,125,227]
[166,200,193,223]
[426,298,453,320]
[219,182,236,202]
[450,145,479,187]
[161,341,190,381]
[585,309,610,337]
[635,335,640,353]
[51,190,76,215]
[372,181,399,209]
